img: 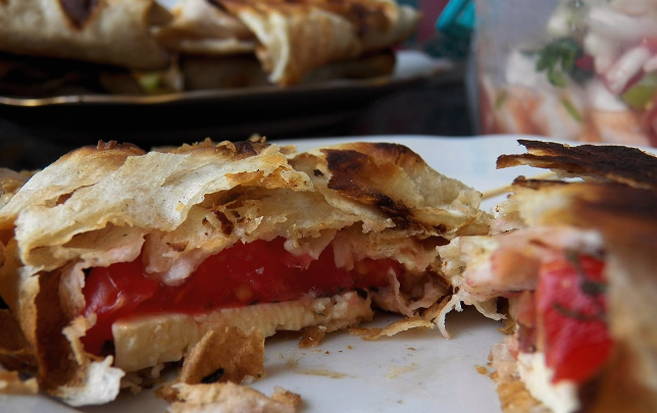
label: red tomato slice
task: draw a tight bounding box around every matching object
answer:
[575,55,594,72]
[82,238,400,355]
[537,255,612,384]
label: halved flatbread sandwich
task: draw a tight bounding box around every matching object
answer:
[440,140,657,413]
[0,138,489,406]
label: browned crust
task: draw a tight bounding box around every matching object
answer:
[161,137,270,160]
[159,381,300,412]
[349,316,434,340]
[345,141,425,168]
[535,182,657,235]
[217,0,395,38]
[325,148,413,227]
[322,142,434,230]
[179,327,264,385]
[494,375,545,413]
[497,140,657,191]
[511,176,569,190]
[56,140,145,167]
[33,271,79,391]
[0,310,35,373]
[0,169,33,208]
[0,370,38,394]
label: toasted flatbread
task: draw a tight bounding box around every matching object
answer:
[164,0,418,85]
[159,382,301,413]
[155,0,257,56]
[0,0,171,70]
[0,169,33,209]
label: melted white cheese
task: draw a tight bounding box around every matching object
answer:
[517,352,579,413]
[112,291,372,372]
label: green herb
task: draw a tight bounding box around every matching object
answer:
[560,96,583,122]
[564,250,607,297]
[622,73,657,110]
[136,73,162,94]
[494,90,508,110]
[552,302,605,322]
[580,279,607,296]
[534,38,592,87]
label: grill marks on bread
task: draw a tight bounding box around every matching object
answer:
[324,147,413,228]
[58,0,101,29]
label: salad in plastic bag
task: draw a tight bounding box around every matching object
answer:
[478,0,657,146]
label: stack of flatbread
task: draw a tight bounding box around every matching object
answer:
[0,0,419,96]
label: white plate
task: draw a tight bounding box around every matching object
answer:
[0,135,554,413]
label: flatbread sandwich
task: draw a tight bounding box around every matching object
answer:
[0,0,419,97]
[0,137,489,406]
[158,0,418,86]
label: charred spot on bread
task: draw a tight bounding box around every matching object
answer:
[58,0,102,30]
[369,142,423,165]
[498,139,657,191]
[512,176,569,190]
[200,368,225,384]
[212,211,234,236]
[206,0,229,12]
[324,148,413,227]
[233,141,259,158]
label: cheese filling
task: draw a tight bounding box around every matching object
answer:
[517,352,579,413]
[112,291,373,372]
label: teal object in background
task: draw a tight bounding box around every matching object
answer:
[437,0,475,35]
[432,0,475,59]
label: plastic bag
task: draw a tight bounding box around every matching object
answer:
[474,0,657,146]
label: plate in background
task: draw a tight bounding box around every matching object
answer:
[0,51,450,108]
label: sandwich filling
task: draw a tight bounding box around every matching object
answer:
[511,252,610,413]
[82,237,406,356]
[524,253,611,385]
[450,227,613,413]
